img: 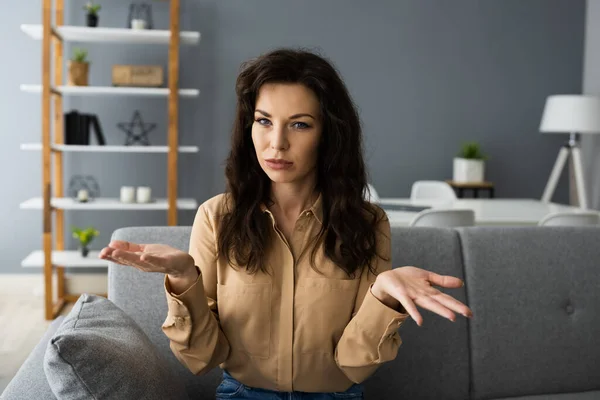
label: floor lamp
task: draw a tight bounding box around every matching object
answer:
[539,95,600,210]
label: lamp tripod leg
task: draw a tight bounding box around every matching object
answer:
[571,147,588,209]
[542,146,570,203]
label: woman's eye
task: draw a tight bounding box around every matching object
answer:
[255,118,271,126]
[292,121,310,130]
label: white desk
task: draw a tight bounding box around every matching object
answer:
[378,198,583,226]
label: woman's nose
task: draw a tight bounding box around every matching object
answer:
[270,126,288,150]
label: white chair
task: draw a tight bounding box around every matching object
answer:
[410,180,457,201]
[409,209,475,227]
[538,211,600,226]
[364,183,380,203]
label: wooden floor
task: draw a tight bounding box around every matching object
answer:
[0,275,73,394]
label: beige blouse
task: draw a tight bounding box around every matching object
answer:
[161,193,409,393]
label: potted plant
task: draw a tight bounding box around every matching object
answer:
[68,48,89,86]
[453,141,487,183]
[84,2,101,27]
[72,226,99,257]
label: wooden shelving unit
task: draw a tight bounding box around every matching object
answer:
[21,0,198,320]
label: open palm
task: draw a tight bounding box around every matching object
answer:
[372,266,473,326]
[99,240,194,277]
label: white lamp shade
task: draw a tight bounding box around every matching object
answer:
[539,95,600,134]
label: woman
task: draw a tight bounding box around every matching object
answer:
[100,48,473,399]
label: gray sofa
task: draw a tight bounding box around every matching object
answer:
[3,225,600,399]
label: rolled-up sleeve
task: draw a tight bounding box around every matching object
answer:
[334,212,410,383]
[161,203,230,375]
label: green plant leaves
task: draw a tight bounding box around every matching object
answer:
[71,225,99,246]
[72,48,88,63]
[458,141,487,160]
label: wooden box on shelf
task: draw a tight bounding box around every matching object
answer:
[112,65,163,87]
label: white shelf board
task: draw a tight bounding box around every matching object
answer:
[20,197,198,210]
[21,250,107,268]
[21,143,199,153]
[20,84,199,98]
[21,24,201,45]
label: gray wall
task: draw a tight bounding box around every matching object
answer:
[0,0,585,274]
[583,0,600,210]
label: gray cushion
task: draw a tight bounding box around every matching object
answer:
[43,294,188,400]
[458,227,600,400]
[493,390,600,400]
[108,226,223,399]
[1,317,63,400]
[364,227,470,400]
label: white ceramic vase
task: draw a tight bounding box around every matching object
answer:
[453,158,485,183]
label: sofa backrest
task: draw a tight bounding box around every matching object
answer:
[457,226,600,400]
[108,226,222,400]
[364,227,470,400]
[108,225,600,400]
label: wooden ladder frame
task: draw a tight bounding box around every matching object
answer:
[40,0,181,320]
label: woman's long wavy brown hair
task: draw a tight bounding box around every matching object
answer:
[218,48,387,278]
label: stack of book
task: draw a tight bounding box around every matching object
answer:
[65,111,106,145]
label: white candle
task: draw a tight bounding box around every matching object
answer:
[77,189,89,202]
[136,186,152,203]
[131,19,146,30]
[120,186,135,203]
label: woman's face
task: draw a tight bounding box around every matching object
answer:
[252,83,322,186]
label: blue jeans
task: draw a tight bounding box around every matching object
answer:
[215,371,364,400]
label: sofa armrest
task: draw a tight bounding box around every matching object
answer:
[1,316,64,400]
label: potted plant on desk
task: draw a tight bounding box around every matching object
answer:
[453,141,487,183]
[84,2,101,27]
[72,226,99,258]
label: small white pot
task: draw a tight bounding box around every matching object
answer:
[131,19,147,30]
[453,157,485,183]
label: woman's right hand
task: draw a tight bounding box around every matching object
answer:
[99,240,197,281]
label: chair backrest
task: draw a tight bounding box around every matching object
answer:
[365,183,380,203]
[410,209,475,227]
[410,180,457,201]
[538,211,600,226]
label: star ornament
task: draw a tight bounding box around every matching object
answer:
[118,110,156,146]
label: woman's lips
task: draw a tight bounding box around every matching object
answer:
[265,159,293,170]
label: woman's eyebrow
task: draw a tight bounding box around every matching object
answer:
[254,109,315,120]
[289,113,315,120]
[255,109,271,117]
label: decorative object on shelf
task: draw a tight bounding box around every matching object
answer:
[68,175,101,202]
[68,48,90,86]
[71,226,99,257]
[136,186,152,203]
[77,189,90,202]
[453,141,487,183]
[83,2,101,27]
[118,110,156,146]
[127,3,153,30]
[120,186,135,203]
[112,65,164,87]
[65,111,106,145]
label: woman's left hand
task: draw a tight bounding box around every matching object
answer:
[371,266,473,327]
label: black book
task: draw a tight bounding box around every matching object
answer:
[90,114,106,145]
[64,111,78,145]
